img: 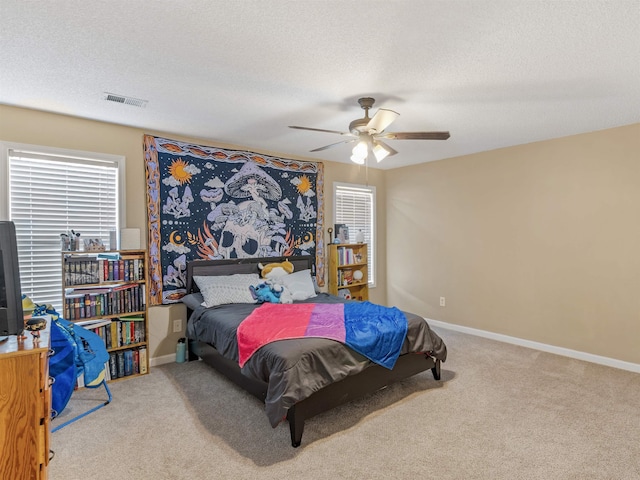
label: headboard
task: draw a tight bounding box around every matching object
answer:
[186,256,314,294]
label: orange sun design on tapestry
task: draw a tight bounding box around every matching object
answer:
[168,158,192,185]
[296,174,312,195]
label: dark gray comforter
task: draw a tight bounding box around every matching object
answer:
[184,293,447,427]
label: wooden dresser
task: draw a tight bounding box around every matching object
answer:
[0,320,51,480]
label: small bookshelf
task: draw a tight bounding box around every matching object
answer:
[61,249,149,382]
[328,243,369,301]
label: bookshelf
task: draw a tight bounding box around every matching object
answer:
[328,243,369,301]
[61,249,149,382]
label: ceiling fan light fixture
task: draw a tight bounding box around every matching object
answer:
[350,140,368,164]
[350,153,366,165]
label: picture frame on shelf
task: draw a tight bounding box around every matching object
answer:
[335,223,349,243]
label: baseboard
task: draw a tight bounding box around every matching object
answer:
[150,354,176,367]
[426,318,640,374]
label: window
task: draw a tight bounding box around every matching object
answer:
[334,182,376,286]
[0,142,124,310]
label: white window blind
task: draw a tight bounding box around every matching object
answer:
[334,183,376,286]
[6,147,121,310]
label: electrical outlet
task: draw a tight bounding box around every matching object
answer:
[439,297,446,307]
[172,318,183,333]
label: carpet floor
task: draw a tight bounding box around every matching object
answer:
[49,328,640,480]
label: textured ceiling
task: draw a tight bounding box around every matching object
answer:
[1,1,639,169]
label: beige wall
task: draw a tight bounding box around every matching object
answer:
[0,104,386,361]
[386,124,640,364]
[4,104,635,365]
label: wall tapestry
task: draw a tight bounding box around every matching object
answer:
[144,135,325,305]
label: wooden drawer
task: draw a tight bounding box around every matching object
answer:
[0,322,51,480]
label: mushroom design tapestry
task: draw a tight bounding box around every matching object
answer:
[144,135,325,305]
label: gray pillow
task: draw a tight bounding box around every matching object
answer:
[180,292,205,310]
[193,273,260,307]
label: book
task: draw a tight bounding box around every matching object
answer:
[110,321,119,348]
[138,347,148,374]
[103,360,111,382]
[119,260,125,281]
[123,349,133,376]
[75,318,112,330]
[66,285,111,295]
[97,252,120,261]
[133,349,140,374]
[116,351,125,378]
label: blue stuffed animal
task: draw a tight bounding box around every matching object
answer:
[250,283,281,304]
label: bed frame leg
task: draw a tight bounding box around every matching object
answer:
[431,359,441,380]
[286,406,304,448]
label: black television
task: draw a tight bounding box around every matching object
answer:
[0,220,24,337]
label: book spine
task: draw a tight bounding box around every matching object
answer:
[138,347,148,374]
[119,260,124,282]
[124,350,133,376]
[105,321,112,349]
[110,321,119,348]
[133,349,140,374]
[133,259,139,281]
[103,360,111,382]
[108,261,114,281]
[98,259,104,283]
[116,351,125,378]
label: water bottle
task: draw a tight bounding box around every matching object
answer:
[176,337,186,363]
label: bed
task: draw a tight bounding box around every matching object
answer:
[183,255,447,447]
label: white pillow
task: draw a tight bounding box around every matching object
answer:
[194,274,259,307]
[279,269,317,301]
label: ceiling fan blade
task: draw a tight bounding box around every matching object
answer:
[367,108,399,134]
[381,131,450,140]
[289,125,350,136]
[373,139,398,157]
[310,138,357,152]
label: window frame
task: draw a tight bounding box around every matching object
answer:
[333,181,376,288]
[0,141,126,309]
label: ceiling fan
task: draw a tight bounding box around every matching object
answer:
[289,97,450,164]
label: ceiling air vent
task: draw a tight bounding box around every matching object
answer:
[103,92,148,108]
